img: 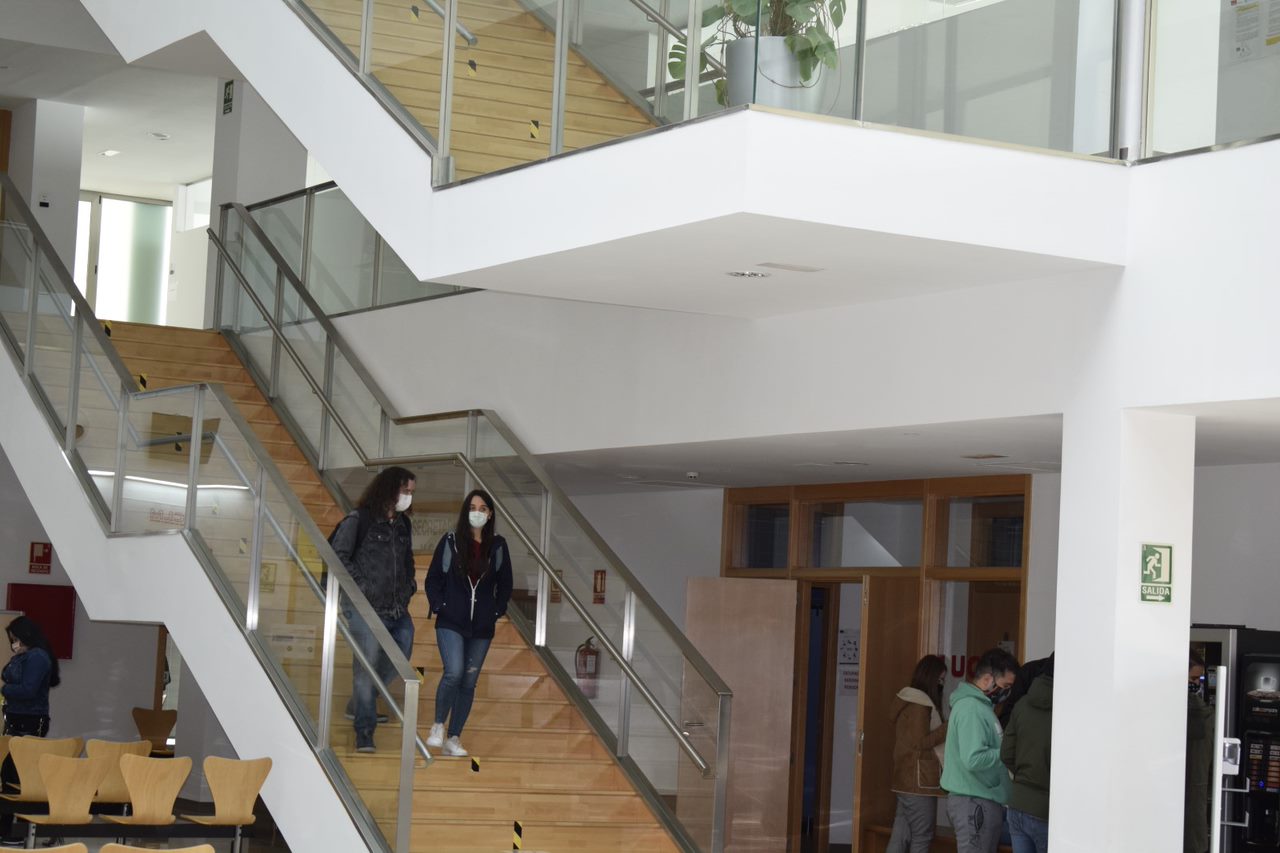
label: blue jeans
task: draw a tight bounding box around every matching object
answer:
[1007,807,1049,853]
[434,627,491,738]
[347,610,414,736]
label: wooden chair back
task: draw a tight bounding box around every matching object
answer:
[37,845,87,853]
[33,754,111,822]
[118,752,192,823]
[85,739,151,803]
[0,735,12,773]
[131,707,177,753]
[103,840,213,845]
[203,755,272,824]
[7,736,83,801]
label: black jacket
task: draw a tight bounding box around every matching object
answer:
[425,532,514,639]
[330,509,416,619]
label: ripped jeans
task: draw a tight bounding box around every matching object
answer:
[434,627,492,738]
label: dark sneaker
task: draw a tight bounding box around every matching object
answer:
[355,732,376,754]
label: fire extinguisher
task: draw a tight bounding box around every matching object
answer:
[575,637,600,698]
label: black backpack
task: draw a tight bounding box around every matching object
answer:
[321,507,373,591]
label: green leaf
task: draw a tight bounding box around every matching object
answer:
[830,0,846,28]
[785,2,816,25]
[714,78,729,106]
[702,4,727,27]
[729,0,760,18]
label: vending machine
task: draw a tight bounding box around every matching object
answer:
[1193,625,1280,851]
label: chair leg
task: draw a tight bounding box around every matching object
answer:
[22,823,33,850]
[233,825,243,853]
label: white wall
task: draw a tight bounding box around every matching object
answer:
[568,488,724,631]
[0,446,156,740]
[7,100,85,270]
[1025,473,1061,660]
[1191,463,1280,631]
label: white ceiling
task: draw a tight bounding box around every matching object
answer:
[446,213,1112,318]
[543,402,1280,494]
[0,2,228,200]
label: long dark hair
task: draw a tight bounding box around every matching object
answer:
[357,466,416,517]
[453,489,496,576]
[909,654,946,712]
[7,616,60,688]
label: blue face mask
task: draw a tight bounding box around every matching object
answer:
[1189,680,1204,696]
[985,684,1012,704]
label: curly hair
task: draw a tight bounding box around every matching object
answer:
[356,466,416,517]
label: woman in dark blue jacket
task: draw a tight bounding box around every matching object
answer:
[424,489,513,757]
[2,616,59,737]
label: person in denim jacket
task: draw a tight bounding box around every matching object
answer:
[330,466,417,754]
[425,489,513,757]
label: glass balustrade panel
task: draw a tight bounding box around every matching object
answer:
[386,413,470,460]
[298,0,365,61]
[251,195,307,281]
[307,188,377,314]
[28,264,76,434]
[0,216,35,362]
[862,0,1115,154]
[558,0,682,147]
[275,296,330,457]
[115,388,202,534]
[328,350,385,466]
[368,0,448,145]
[189,392,263,616]
[540,592,626,742]
[375,238,464,306]
[1147,0,1280,156]
[434,0,556,181]
[73,317,126,515]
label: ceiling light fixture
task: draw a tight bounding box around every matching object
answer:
[831,460,869,466]
[962,453,1009,460]
[98,149,121,158]
[758,262,824,273]
[725,270,770,279]
[148,131,171,141]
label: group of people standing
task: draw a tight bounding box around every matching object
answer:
[330,466,513,758]
[887,648,1053,853]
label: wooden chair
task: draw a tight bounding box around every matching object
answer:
[131,707,177,756]
[85,738,151,806]
[100,753,192,827]
[14,753,111,844]
[36,845,87,853]
[102,840,213,845]
[0,736,83,802]
[179,756,272,853]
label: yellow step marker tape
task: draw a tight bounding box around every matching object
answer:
[137,372,148,389]
[512,820,522,850]
[101,320,112,337]
[467,59,478,78]
[470,756,480,773]
[238,538,248,555]
[409,5,420,20]
[529,120,540,140]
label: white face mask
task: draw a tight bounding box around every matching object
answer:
[395,493,413,513]
[468,510,488,530]
[9,642,20,654]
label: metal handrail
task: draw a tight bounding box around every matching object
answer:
[214,213,730,754]
[626,0,726,77]
[418,0,478,45]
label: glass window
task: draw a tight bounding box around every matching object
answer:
[96,198,173,325]
[933,580,1021,696]
[736,504,790,569]
[805,499,923,568]
[944,496,1025,568]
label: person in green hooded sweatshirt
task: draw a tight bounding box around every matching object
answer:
[1001,665,1053,853]
[942,647,1019,853]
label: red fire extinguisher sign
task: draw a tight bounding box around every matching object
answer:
[593,570,606,604]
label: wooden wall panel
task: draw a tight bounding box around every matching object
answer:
[0,109,11,173]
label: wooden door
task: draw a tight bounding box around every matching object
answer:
[682,577,799,852]
[851,576,921,852]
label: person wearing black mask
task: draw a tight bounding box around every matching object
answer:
[941,648,1020,853]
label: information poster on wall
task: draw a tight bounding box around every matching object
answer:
[1224,0,1280,65]
[837,629,860,695]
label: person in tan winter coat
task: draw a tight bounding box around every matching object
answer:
[886,655,950,853]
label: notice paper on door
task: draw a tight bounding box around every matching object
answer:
[838,629,860,695]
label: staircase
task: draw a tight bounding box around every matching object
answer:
[108,321,680,852]
[305,0,657,179]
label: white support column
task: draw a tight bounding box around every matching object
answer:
[174,657,238,801]
[205,79,308,327]
[7,100,85,270]
[1052,406,1195,852]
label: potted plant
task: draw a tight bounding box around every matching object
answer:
[669,0,847,109]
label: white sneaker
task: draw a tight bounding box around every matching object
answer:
[443,736,468,757]
[426,723,445,748]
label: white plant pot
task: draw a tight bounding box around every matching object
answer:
[725,35,823,112]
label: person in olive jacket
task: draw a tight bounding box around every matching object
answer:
[887,654,949,853]
[425,489,513,758]
[1001,666,1054,853]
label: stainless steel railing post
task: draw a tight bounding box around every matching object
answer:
[22,245,39,379]
[535,488,550,647]
[185,385,204,529]
[711,693,732,853]
[616,589,637,758]
[65,314,83,452]
[550,0,570,155]
[110,385,130,532]
[246,465,266,633]
[318,569,340,750]
[682,0,700,120]
[435,0,460,184]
